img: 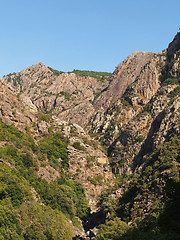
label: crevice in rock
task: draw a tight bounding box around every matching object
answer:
[133,110,166,169]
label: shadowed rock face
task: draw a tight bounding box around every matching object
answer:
[168,32,180,57]
[166,32,180,79]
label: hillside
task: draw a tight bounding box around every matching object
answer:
[2,66,111,127]
[0,32,179,239]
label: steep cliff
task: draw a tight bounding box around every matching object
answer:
[93,32,180,239]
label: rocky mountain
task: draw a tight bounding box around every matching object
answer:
[0,32,179,239]
[2,65,111,127]
[93,33,180,239]
[0,71,114,239]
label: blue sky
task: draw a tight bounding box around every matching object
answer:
[0,0,179,77]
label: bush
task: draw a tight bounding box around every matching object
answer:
[162,78,180,85]
[168,86,180,98]
[39,132,69,168]
[73,142,85,151]
[0,202,22,240]
[48,67,64,76]
[71,69,111,82]
[96,218,130,240]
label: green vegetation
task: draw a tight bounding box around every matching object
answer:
[73,141,85,151]
[96,218,130,240]
[93,91,102,103]
[39,132,69,168]
[0,119,37,152]
[137,135,145,143]
[47,67,112,82]
[60,91,71,100]
[71,69,111,82]
[168,85,180,98]
[90,174,103,186]
[162,77,180,85]
[70,125,78,136]
[102,121,116,146]
[12,75,21,87]
[120,98,131,107]
[0,173,74,239]
[36,111,52,122]
[0,118,90,239]
[48,67,64,76]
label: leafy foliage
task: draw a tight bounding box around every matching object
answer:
[39,132,69,168]
[0,119,37,151]
[0,118,90,239]
[48,66,64,76]
[36,111,52,122]
[162,77,180,85]
[168,85,180,98]
[71,69,111,82]
[0,200,23,240]
[73,141,85,151]
[60,91,71,100]
[96,218,130,240]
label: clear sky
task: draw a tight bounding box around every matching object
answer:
[0,0,179,77]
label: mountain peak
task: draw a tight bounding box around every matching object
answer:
[167,31,180,57]
[37,61,44,66]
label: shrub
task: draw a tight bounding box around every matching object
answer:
[48,67,64,76]
[39,132,69,168]
[73,142,85,151]
[96,218,130,240]
[162,78,180,85]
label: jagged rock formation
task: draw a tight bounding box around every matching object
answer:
[0,79,37,130]
[89,32,180,175]
[90,33,180,239]
[2,65,111,127]
[49,118,114,212]
[94,51,160,110]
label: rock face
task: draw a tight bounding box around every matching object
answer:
[2,31,179,195]
[52,119,114,212]
[2,50,166,128]
[89,32,180,176]
[166,32,180,78]
[2,65,111,127]
[94,51,159,109]
[0,80,37,131]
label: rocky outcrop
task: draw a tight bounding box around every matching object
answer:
[167,32,180,58]
[89,32,180,177]
[51,118,114,212]
[94,51,160,110]
[0,79,37,131]
[2,64,111,127]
